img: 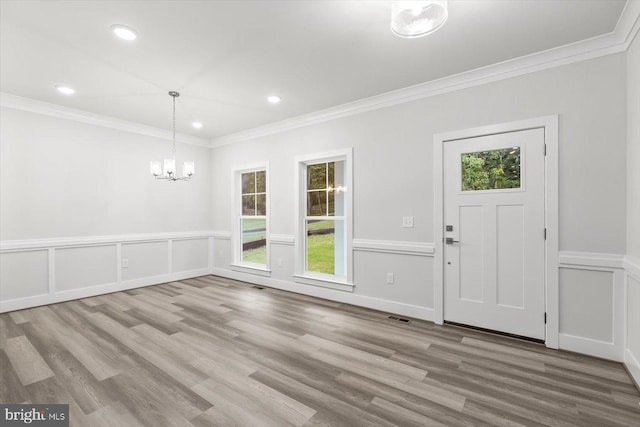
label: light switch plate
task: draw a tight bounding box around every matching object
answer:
[402,216,414,228]
[122,259,129,268]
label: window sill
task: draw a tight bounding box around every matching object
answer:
[230,263,272,277]
[293,274,354,292]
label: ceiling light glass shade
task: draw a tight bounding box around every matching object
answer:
[267,95,281,104]
[183,161,195,178]
[163,158,176,177]
[149,161,162,177]
[391,1,448,38]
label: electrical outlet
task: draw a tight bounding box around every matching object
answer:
[402,216,414,228]
[386,273,394,284]
[122,258,129,268]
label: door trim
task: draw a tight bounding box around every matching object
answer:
[433,116,559,349]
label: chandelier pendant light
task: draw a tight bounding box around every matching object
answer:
[391,1,449,38]
[150,91,195,181]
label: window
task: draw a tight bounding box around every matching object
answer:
[461,147,521,191]
[295,150,353,290]
[234,167,268,271]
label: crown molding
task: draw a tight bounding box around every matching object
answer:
[211,1,640,148]
[618,0,640,48]
[0,92,211,148]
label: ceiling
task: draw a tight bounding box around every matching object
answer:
[0,0,628,140]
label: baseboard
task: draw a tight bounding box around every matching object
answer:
[210,267,434,322]
[625,349,640,391]
[558,333,623,362]
[0,268,210,313]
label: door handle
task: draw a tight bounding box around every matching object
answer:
[445,237,459,245]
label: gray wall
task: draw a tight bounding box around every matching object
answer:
[212,53,627,253]
[0,108,213,240]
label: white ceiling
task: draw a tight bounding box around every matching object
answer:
[0,0,628,140]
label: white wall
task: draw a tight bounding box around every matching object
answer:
[0,107,214,310]
[210,53,629,359]
[625,31,640,385]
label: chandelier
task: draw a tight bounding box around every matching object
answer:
[149,91,195,181]
[391,1,449,38]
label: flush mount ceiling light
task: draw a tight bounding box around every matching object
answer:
[150,91,195,182]
[267,95,281,104]
[391,1,448,38]
[110,24,138,41]
[191,122,203,129]
[55,85,75,95]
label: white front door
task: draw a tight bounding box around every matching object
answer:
[443,128,546,340]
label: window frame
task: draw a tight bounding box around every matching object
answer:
[231,162,271,276]
[294,149,353,291]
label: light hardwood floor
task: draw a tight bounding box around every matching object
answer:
[1,275,639,426]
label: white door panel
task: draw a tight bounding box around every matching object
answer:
[444,128,545,340]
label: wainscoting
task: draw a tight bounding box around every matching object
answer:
[558,251,626,362]
[0,232,214,313]
[624,256,640,387]
[2,233,638,368]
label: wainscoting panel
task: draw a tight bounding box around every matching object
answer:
[213,237,232,269]
[270,243,295,282]
[56,245,117,292]
[0,250,48,300]
[559,268,614,343]
[625,257,640,387]
[172,238,209,272]
[353,250,434,309]
[121,241,169,281]
[558,252,625,361]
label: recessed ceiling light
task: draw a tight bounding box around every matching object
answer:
[110,24,138,41]
[267,95,281,104]
[55,85,75,95]
[191,122,203,129]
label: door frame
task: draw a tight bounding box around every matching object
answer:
[433,115,559,349]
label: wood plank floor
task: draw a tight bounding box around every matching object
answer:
[1,275,639,426]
